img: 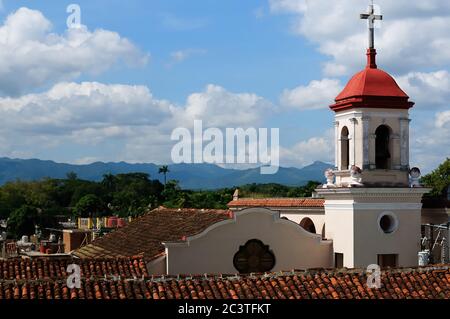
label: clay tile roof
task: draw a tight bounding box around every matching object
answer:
[228,198,324,208]
[1,264,449,300]
[0,257,149,281]
[73,207,232,260]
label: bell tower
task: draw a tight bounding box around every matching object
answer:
[316,3,430,269]
[330,42,414,187]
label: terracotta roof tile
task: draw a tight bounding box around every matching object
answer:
[0,257,148,281]
[2,264,449,299]
[228,198,325,208]
[74,207,232,259]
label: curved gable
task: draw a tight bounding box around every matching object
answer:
[164,208,333,275]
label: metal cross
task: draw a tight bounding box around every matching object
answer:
[360,3,383,48]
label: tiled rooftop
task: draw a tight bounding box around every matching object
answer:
[74,207,232,259]
[228,198,325,208]
[1,264,449,299]
[0,257,148,281]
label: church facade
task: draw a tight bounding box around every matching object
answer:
[162,27,443,273]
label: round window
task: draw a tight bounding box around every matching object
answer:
[378,212,398,234]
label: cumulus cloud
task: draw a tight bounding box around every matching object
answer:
[280,78,342,110]
[172,84,274,128]
[0,7,148,96]
[397,70,450,110]
[0,82,170,136]
[0,82,273,164]
[269,0,450,76]
[280,130,334,167]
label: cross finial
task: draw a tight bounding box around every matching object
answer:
[360,3,383,49]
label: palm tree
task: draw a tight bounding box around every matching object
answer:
[102,173,116,191]
[158,166,170,186]
[66,171,78,181]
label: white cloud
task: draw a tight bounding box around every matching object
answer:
[0,7,148,96]
[126,85,274,163]
[269,0,450,76]
[280,130,334,167]
[0,82,170,136]
[172,84,274,129]
[397,70,450,110]
[280,78,342,110]
[0,82,273,164]
[436,110,450,128]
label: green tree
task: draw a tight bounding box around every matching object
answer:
[158,166,170,186]
[162,180,186,208]
[73,194,105,217]
[109,173,163,215]
[0,182,27,219]
[66,171,78,181]
[7,205,38,238]
[102,173,117,191]
[421,158,450,198]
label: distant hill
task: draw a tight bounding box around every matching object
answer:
[0,158,332,190]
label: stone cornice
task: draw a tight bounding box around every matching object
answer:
[316,187,431,200]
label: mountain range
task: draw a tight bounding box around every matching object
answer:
[0,157,332,190]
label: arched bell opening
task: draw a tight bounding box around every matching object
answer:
[375,125,392,169]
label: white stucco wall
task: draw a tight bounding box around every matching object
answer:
[324,202,355,267]
[164,208,333,275]
[318,187,429,269]
[353,208,421,267]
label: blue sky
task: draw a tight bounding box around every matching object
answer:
[0,0,448,173]
[1,0,323,101]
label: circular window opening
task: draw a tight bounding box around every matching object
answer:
[378,213,398,234]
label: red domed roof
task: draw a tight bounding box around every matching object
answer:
[335,68,408,100]
[330,49,414,112]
